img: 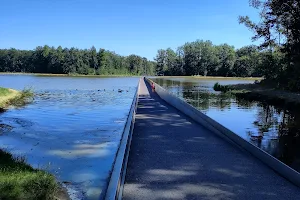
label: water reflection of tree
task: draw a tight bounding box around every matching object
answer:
[155,78,235,111]
[253,104,279,134]
[182,89,210,111]
[181,86,232,111]
[277,109,300,169]
[155,78,300,171]
[181,87,257,112]
[154,78,258,110]
[235,96,256,108]
[250,104,300,170]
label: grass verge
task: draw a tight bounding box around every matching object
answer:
[0,88,69,199]
[0,150,60,200]
[0,87,33,110]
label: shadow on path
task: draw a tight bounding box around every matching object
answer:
[123,79,300,200]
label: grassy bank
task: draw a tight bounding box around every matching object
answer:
[0,88,69,199]
[0,150,70,200]
[214,82,300,108]
[0,87,33,110]
[0,150,58,200]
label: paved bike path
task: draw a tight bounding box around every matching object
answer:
[123,79,300,200]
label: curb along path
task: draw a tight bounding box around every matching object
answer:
[123,79,300,200]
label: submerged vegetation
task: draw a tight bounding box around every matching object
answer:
[213,82,230,92]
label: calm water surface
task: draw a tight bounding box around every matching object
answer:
[152,77,300,173]
[0,75,139,200]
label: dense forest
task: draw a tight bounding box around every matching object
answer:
[1,0,299,92]
[0,46,156,75]
[0,42,275,78]
[154,41,265,77]
[155,0,300,91]
[239,0,300,91]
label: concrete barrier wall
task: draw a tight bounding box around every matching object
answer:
[104,78,141,200]
[146,77,300,188]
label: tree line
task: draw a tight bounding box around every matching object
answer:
[1,0,299,92]
[154,41,267,77]
[0,41,283,80]
[0,46,156,75]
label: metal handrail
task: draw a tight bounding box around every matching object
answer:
[103,78,141,200]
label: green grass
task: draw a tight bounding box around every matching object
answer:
[0,87,33,109]
[9,88,33,106]
[0,89,66,199]
[0,87,11,96]
[0,150,58,200]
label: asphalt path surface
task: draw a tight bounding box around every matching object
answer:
[123,79,300,200]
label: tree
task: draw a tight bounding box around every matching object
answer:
[127,54,143,75]
[90,46,98,74]
[155,49,167,75]
[258,50,285,81]
[182,40,217,76]
[232,45,260,77]
[239,0,300,90]
[165,48,177,75]
[182,43,197,75]
[176,46,185,75]
[97,48,107,75]
[215,44,235,77]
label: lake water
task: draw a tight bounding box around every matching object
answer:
[152,77,300,173]
[0,74,139,200]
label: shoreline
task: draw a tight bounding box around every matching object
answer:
[0,88,69,199]
[0,72,263,80]
[215,83,300,109]
[0,88,22,110]
[0,87,22,111]
[152,75,263,80]
[0,72,141,77]
[0,149,70,200]
[0,87,33,110]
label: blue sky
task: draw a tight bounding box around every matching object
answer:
[0,0,259,60]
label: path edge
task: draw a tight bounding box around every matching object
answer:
[146,77,300,188]
[103,78,141,200]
